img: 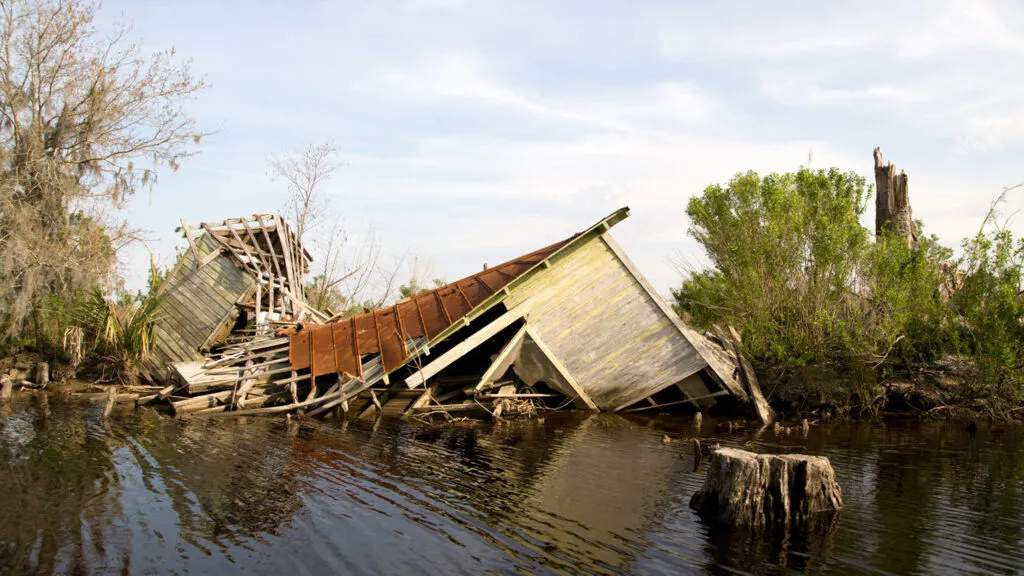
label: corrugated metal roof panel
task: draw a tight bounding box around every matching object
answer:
[289,235,576,375]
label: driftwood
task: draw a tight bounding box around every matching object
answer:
[73,392,139,403]
[205,382,343,417]
[690,448,842,529]
[873,147,916,245]
[411,401,491,414]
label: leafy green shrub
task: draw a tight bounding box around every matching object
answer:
[861,232,953,367]
[74,288,161,384]
[950,230,1024,396]
[675,166,1024,399]
[674,167,871,365]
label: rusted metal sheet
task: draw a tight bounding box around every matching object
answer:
[288,235,576,374]
[289,331,310,369]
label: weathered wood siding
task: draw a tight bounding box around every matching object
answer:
[142,234,256,382]
[504,233,708,410]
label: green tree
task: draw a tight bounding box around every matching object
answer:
[0,0,204,341]
[675,167,872,364]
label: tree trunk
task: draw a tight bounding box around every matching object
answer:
[690,448,843,529]
[873,147,916,245]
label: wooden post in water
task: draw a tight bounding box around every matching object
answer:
[0,375,12,402]
[873,147,916,245]
[103,387,117,419]
[36,362,48,388]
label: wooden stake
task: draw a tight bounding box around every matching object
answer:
[103,387,117,419]
[0,375,12,402]
[36,362,48,387]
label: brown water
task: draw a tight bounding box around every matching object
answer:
[1,397,1022,575]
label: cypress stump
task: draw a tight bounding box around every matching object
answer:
[690,448,843,529]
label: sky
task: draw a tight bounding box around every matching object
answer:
[104,0,1024,299]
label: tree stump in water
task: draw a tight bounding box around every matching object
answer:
[690,448,842,529]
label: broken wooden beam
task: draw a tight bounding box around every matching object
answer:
[405,302,531,388]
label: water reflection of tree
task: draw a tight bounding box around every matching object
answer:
[0,400,118,574]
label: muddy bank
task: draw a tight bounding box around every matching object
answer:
[761,357,1024,421]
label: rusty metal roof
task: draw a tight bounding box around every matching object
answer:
[288,207,630,377]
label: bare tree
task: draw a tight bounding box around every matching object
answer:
[269,141,338,241]
[0,0,205,337]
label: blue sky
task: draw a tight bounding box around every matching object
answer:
[106,0,1024,298]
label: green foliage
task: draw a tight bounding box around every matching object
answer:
[675,167,872,364]
[865,233,955,364]
[73,288,161,384]
[950,230,1024,394]
[306,273,348,315]
[675,166,1024,397]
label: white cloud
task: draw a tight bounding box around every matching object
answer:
[102,0,1024,296]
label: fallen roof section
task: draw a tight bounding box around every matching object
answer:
[283,207,752,416]
[286,207,629,377]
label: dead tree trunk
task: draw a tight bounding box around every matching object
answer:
[873,147,916,245]
[690,448,843,529]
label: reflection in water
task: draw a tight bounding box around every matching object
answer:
[1,396,1023,575]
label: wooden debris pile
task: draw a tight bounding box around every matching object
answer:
[140,214,329,385]
[138,214,353,417]
[138,208,764,422]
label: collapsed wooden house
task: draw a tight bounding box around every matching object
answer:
[160,207,756,420]
[140,214,327,386]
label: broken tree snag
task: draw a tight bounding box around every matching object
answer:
[690,448,843,529]
[873,147,916,245]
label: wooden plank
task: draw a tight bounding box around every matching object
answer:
[394,208,632,376]
[275,222,298,305]
[180,219,202,271]
[501,235,710,410]
[621,390,731,413]
[404,301,532,389]
[255,215,283,318]
[522,326,597,410]
[600,232,746,400]
[165,288,237,345]
[410,401,490,414]
[474,323,527,391]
